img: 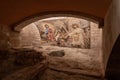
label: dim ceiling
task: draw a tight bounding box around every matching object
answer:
[0,0,112,26]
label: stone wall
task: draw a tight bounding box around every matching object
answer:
[0,24,10,51]
[90,22,103,76]
[0,48,45,79]
[9,31,21,48]
[103,0,120,70]
[91,22,102,49]
[0,24,46,80]
[19,23,41,48]
[0,24,22,49]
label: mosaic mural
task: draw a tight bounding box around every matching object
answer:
[35,17,90,48]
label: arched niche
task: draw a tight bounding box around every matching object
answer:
[9,12,104,77]
[12,12,103,32]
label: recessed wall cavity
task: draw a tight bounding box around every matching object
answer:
[6,16,104,79]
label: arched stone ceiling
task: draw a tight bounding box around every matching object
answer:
[0,0,112,26]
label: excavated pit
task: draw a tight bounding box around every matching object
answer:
[0,46,103,80]
[34,46,103,80]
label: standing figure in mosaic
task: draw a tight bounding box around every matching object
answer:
[70,24,85,48]
[47,27,54,42]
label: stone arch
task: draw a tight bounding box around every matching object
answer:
[9,12,102,48]
[8,12,104,78]
[11,11,103,32]
[10,12,102,48]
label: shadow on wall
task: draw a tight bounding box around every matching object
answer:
[105,34,120,80]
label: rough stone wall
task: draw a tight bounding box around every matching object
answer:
[91,22,102,49]
[9,31,21,48]
[0,24,10,51]
[0,48,45,79]
[90,22,103,76]
[0,24,45,80]
[103,0,120,70]
[0,24,22,49]
[19,23,41,48]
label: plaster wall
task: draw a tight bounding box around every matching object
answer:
[103,0,120,70]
